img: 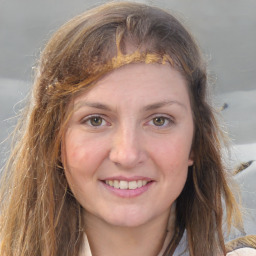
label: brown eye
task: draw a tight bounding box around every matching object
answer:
[89,116,103,126]
[153,117,166,126]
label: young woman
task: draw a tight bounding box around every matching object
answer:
[0,2,254,255]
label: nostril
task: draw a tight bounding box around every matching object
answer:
[109,149,143,168]
[109,130,147,168]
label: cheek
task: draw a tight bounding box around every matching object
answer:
[151,133,193,168]
[61,131,100,203]
[61,132,93,194]
[160,141,190,196]
[63,128,103,172]
[62,129,112,201]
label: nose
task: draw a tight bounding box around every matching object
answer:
[109,125,147,169]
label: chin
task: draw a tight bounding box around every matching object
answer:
[102,208,152,228]
[106,217,148,228]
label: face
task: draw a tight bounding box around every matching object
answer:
[62,63,194,228]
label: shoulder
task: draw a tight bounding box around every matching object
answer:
[226,248,256,255]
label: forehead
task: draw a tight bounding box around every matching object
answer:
[74,63,190,110]
[97,62,186,90]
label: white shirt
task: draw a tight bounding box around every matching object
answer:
[79,204,255,256]
[79,231,256,256]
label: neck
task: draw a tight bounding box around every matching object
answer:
[83,207,175,256]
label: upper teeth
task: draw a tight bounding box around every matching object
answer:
[105,180,148,190]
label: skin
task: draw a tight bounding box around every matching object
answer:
[62,63,194,255]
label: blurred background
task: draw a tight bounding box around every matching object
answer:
[0,0,255,238]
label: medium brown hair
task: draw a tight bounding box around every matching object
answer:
[0,2,242,255]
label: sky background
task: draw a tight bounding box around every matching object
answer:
[0,0,255,237]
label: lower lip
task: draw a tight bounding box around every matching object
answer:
[101,181,154,198]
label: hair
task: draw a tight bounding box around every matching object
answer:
[0,2,242,256]
[225,235,256,252]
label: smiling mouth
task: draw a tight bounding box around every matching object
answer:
[103,180,151,190]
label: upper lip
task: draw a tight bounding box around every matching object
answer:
[102,176,153,182]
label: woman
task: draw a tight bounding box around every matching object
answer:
[0,2,254,255]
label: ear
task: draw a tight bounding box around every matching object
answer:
[188,151,194,166]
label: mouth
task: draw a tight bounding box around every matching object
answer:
[103,179,152,190]
[100,177,154,198]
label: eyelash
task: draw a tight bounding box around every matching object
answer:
[80,115,174,129]
[81,115,109,127]
[147,115,174,128]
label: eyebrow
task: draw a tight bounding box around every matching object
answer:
[142,100,187,111]
[74,100,187,112]
[74,102,112,111]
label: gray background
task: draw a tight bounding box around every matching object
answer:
[0,0,255,237]
[1,0,256,145]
